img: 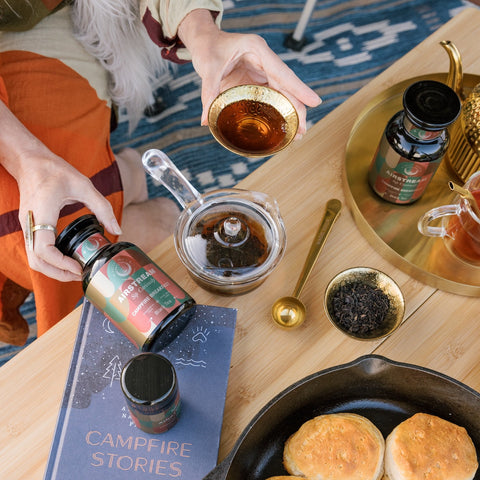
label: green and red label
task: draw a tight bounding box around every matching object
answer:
[86,246,191,349]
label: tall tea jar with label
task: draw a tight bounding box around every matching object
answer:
[55,214,195,351]
[368,80,461,204]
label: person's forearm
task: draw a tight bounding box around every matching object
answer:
[0,100,45,182]
[177,9,220,61]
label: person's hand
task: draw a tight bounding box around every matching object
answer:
[15,145,122,282]
[179,10,321,137]
[196,31,322,136]
[0,98,122,282]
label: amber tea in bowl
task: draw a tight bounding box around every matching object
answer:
[208,85,299,157]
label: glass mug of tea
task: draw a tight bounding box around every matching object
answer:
[417,172,480,266]
[208,84,299,157]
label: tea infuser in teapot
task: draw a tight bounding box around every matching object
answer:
[142,149,286,295]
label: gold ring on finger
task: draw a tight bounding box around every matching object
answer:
[25,210,34,252]
[31,224,57,236]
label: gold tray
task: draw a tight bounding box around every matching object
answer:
[344,73,480,296]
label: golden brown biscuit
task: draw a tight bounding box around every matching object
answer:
[283,412,385,480]
[265,477,305,479]
[384,413,478,480]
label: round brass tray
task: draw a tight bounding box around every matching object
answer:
[344,73,480,296]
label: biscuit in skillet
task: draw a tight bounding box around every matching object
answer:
[283,412,385,480]
[265,477,306,479]
[384,412,478,480]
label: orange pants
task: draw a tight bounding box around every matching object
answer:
[0,50,123,345]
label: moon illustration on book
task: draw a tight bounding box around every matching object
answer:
[102,318,114,334]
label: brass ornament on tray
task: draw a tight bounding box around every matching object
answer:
[344,72,480,296]
[441,40,480,182]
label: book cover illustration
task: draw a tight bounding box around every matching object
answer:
[44,301,237,479]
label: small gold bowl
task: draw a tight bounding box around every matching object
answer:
[324,267,405,340]
[208,85,299,157]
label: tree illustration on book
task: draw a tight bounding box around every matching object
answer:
[103,355,123,387]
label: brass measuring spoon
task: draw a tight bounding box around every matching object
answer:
[271,198,342,329]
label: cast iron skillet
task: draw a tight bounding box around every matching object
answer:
[203,355,480,479]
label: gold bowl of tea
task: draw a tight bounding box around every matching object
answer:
[324,267,405,340]
[208,84,299,157]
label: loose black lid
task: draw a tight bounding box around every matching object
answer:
[121,353,176,405]
[403,80,461,130]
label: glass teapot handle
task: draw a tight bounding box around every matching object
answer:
[142,149,202,209]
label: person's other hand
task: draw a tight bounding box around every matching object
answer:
[179,10,321,137]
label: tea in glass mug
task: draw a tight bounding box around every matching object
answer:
[417,172,480,266]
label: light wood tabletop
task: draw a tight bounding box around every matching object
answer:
[1,8,480,479]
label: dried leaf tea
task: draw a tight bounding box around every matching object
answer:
[332,281,390,335]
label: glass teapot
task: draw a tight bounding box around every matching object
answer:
[142,149,286,295]
[441,40,480,182]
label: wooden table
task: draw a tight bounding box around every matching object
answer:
[1,9,480,479]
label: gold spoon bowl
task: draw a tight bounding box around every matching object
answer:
[271,297,306,329]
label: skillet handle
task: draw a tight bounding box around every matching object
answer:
[202,450,235,480]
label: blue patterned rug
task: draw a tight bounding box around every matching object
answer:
[1,0,475,366]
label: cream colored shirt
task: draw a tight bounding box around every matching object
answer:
[140,0,223,61]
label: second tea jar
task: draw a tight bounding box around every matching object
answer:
[368,80,461,204]
[121,353,180,434]
[55,215,195,351]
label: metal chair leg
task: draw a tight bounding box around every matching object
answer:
[284,0,318,50]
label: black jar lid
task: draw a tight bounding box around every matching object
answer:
[403,80,461,130]
[121,353,177,408]
[55,214,104,257]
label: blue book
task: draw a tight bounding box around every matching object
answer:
[44,301,236,479]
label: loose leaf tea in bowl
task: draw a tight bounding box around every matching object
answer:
[332,281,390,335]
[324,267,404,340]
